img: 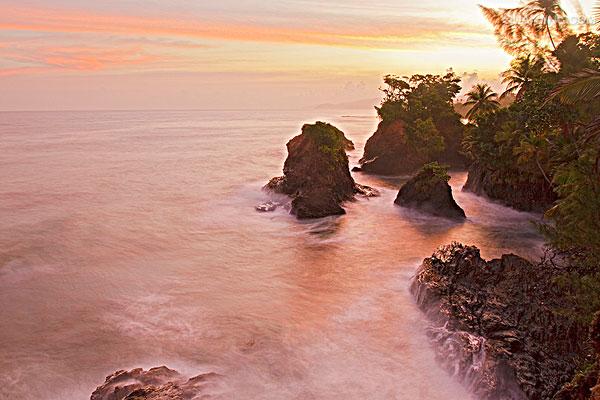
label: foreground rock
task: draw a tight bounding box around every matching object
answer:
[266,121,377,219]
[463,162,556,212]
[395,163,465,220]
[90,366,219,400]
[411,243,589,400]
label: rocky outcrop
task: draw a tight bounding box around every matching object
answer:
[358,119,466,176]
[359,120,427,175]
[90,366,219,400]
[463,162,556,212]
[395,163,466,220]
[411,243,589,400]
[266,121,377,219]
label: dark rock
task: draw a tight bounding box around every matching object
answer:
[359,120,426,175]
[342,136,355,151]
[90,366,219,400]
[463,161,556,212]
[395,163,465,219]
[354,183,380,198]
[411,243,589,400]
[265,121,375,219]
[359,119,466,176]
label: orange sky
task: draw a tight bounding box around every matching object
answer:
[0,0,595,110]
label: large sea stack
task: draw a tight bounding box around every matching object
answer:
[266,121,375,219]
[411,243,590,400]
[359,120,427,175]
[395,163,466,220]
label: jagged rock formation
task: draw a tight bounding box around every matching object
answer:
[266,121,377,219]
[463,162,556,212]
[411,243,589,400]
[90,366,219,400]
[395,163,466,220]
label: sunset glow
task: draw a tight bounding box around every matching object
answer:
[0,0,595,110]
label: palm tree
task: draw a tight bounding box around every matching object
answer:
[464,84,501,120]
[550,68,600,104]
[481,0,570,56]
[501,55,545,100]
[521,0,570,50]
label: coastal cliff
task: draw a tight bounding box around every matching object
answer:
[411,243,590,400]
[463,162,556,212]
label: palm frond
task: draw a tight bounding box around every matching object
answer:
[550,69,600,104]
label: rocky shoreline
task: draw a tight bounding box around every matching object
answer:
[463,162,556,213]
[90,367,220,400]
[411,243,593,400]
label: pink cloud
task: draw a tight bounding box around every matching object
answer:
[0,5,485,49]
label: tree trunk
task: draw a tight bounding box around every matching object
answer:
[546,15,557,50]
[536,153,552,186]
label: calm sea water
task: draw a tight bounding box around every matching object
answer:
[0,110,544,399]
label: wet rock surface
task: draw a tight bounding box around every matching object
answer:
[463,162,556,212]
[255,201,280,212]
[90,366,219,400]
[411,243,588,400]
[395,164,465,220]
[266,121,376,219]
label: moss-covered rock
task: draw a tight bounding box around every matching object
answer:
[395,163,466,219]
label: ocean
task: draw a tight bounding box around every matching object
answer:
[0,109,543,399]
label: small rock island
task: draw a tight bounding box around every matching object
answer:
[266,121,377,219]
[395,162,466,220]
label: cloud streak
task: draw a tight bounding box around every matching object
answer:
[0,5,490,50]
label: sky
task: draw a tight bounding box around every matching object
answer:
[0,0,596,111]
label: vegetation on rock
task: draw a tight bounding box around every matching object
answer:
[359,72,466,174]
[395,163,466,220]
[266,121,376,219]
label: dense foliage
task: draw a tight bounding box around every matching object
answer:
[303,122,348,166]
[376,72,464,162]
[467,1,600,328]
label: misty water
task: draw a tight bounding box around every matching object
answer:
[0,110,544,399]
